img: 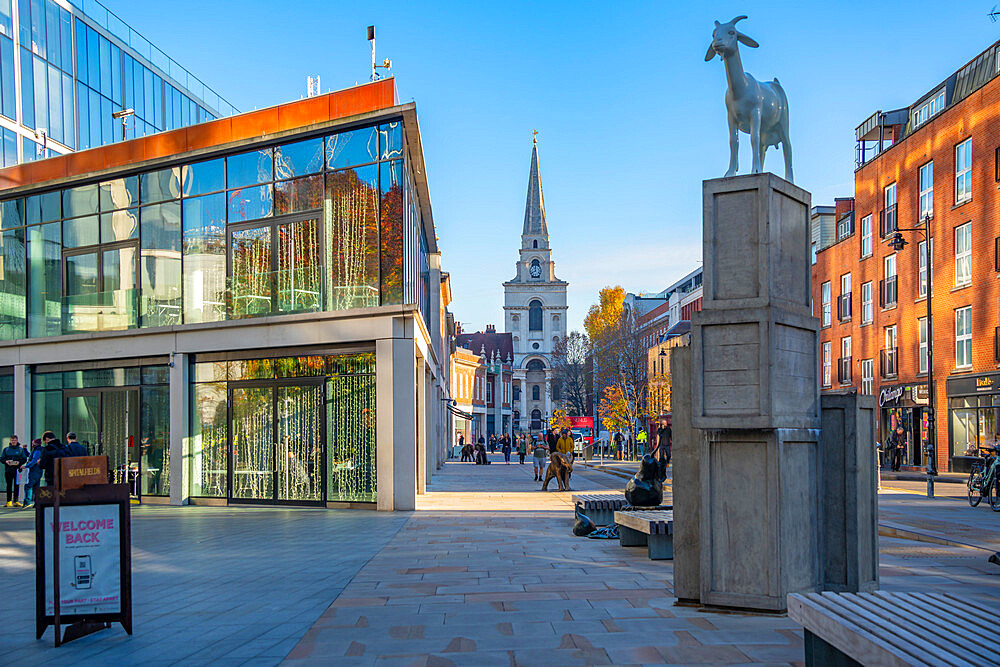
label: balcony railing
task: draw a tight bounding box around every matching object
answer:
[881,347,898,378]
[838,356,853,384]
[880,204,897,238]
[880,276,897,308]
[838,293,852,322]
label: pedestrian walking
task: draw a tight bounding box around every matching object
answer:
[545,429,558,459]
[502,438,512,464]
[532,437,548,481]
[489,435,496,453]
[3,435,27,507]
[556,428,574,460]
[517,435,527,464]
[614,432,624,460]
[21,439,43,508]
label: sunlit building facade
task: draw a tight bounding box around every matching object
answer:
[0,79,452,510]
[0,0,234,168]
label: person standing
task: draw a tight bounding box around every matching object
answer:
[501,437,512,464]
[532,436,548,481]
[39,431,70,487]
[21,439,43,508]
[614,432,624,460]
[3,435,27,507]
[655,416,672,468]
[557,429,575,460]
[517,435,527,464]
[65,432,88,457]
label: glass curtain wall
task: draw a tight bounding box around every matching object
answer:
[30,363,169,495]
[0,120,430,340]
[190,353,375,503]
[0,370,13,496]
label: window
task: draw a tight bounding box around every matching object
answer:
[822,342,831,387]
[882,254,897,308]
[839,336,852,384]
[861,214,873,257]
[486,380,492,403]
[955,138,972,203]
[839,273,851,321]
[837,214,853,241]
[861,281,873,324]
[512,383,520,401]
[860,359,873,395]
[883,325,898,378]
[956,306,972,368]
[918,238,933,297]
[882,183,897,237]
[531,385,540,401]
[918,317,928,374]
[528,299,542,331]
[911,91,945,128]
[821,281,831,327]
[955,222,971,287]
[919,161,933,219]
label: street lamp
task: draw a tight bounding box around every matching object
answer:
[886,212,937,497]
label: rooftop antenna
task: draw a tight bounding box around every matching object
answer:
[366,25,392,81]
[991,5,1000,21]
[306,75,321,98]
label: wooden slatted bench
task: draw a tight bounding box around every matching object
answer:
[572,493,627,526]
[788,591,1000,667]
[613,509,673,560]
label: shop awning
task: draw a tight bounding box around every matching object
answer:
[447,404,474,420]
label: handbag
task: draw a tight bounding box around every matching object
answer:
[15,468,28,485]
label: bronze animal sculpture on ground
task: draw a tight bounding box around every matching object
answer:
[542,452,573,491]
[624,454,667,507]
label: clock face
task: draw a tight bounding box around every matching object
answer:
[529,264,541,278]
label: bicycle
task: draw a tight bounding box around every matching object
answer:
[967,445,1000,511]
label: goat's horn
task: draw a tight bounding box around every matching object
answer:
[714,20,720,26]
[731,15,748,24]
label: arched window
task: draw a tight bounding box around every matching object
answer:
[532,240,538,248]
[552,382,561,401]
[526,359,545,371]
[512,384,521,401]
[529,300,542,331]
[530,409,542,429]
[532,385,540,400]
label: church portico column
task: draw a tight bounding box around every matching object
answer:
[544,370,552,423]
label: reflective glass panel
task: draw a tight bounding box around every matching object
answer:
[277,384,322,501]
[230,225,272,318]
[227,148,273,189]
[192,362,226,383]
[65,252,98,295]
[140,167,181,203]
[141,365,169,385]
[25,191,60,224]
[100,176,138,211]
[228,358,274,381]
[0,198,22,229]
[275,137,323,179]
[277,217,322,313]
[231,386,273,499]
[100,208,138,243]
[326,167,378,309]
[380,160,404,305]
[140,385,169,495]
[190,381,227,497]
[27,221,60,337]
[0,226,25,340]
[31,389,63,440]
[273,356,325,377]
[62,184,98,218]
[182,194,226,323]
[274,176,322,215]
[62,215,98,248]
[327,354,376,502]
[227,184,272,222]
[326,126,377,169]
[379,122,402,159]
[139,202,181,327]
[182,158,224,197]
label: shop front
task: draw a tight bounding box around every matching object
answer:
[946,372,1000,473]
[878,382,928,469]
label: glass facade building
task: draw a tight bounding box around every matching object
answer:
[0,79,450,510]
[0,0,234,167]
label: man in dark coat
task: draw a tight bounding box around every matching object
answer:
[888,426,905,471]
[38,431,70,487]
[65,432,88,457]
[655,416,672,472]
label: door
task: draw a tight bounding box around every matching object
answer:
[229,378,324,504]
[228,213,322,319]
[65,388,140,498]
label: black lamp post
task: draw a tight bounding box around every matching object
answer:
[886,211,937,497]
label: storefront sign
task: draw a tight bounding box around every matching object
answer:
[58,457,108,490]
[879,383,928,408]
[947,372,1000,397]
[43,504,121,616]
[879,386,905,407]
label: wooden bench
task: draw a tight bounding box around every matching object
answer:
[788,591,1000,666]
[614,510,673,560]
[572,493,627,526]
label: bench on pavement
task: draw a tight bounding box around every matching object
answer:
[572,493,626,526]
[788,591,1000,667]
[613,509,673,560]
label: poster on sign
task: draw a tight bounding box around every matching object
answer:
[43,504,121,616]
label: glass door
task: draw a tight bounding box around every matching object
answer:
[64,388,140,499]
[229,213,322,319]
[229,379,324,504]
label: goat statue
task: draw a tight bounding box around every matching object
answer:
[705,16,793,183]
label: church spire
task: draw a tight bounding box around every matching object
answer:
[522,140,547,239]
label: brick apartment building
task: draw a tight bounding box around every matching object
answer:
[813,39,1000,473]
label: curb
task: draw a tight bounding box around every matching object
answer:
[578,463,636,481]
[880,473,965,485]
[877,520,997,555]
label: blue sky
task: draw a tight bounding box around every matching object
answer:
[108,0,1000,333]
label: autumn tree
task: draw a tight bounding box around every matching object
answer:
[550,408,572,431]
[551,330,591,416]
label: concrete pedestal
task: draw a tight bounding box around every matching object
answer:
[670,344,701,603]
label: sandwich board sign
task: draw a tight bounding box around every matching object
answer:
[35,456,133,646]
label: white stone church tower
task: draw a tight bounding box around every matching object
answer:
[503,140,568,433]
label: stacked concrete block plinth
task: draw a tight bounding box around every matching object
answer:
[691,173,821,612]
[669,344,700,603]
[820,393,879,593]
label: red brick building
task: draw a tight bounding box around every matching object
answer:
[813,39,1000,473]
